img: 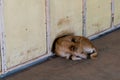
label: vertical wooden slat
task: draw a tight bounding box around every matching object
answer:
[82,0,87,37]
[0,0,7,74]
[45,0,52,54]
[111,0,114,28]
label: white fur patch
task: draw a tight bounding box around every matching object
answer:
[71,56,82,60]
[60,52,70,59]
[84,48,94,53]
[74,52,87,59]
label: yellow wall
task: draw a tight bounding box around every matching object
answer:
[3,0,46,68]
[86,0,111,36]
[50,0,82,46]
[114,0,120,26]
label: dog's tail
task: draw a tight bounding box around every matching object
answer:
[90,48,98,59]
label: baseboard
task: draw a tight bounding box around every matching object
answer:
[89,26,120,40]
[0,53,53,78]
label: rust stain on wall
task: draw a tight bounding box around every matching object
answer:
[92,23,101,27]
[98,6,100,8]
[20,48,38,55]
[27,48,38,54]
[57,16,71,26]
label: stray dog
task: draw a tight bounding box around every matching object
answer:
[52,35,98,60]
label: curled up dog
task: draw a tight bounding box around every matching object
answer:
[52,34,98,60]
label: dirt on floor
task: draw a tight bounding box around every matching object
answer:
[2,29,120,80]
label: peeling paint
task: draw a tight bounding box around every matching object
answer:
[92,23,101,27]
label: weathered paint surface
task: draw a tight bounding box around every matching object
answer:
[114,0,120,26]
[3,0,46,68]
[50,0,82,47]
[86,0,111,36]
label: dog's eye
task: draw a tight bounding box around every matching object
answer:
[70,46,77,51]
[71,38,76,42]
[81,52,84,54]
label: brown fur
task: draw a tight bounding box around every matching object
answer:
[52,35,98,60]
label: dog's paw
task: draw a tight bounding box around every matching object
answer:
[71,56,82,60]
[90,53,98,59]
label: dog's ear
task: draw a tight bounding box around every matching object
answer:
[70,46,77,51]
[71,37,81,43]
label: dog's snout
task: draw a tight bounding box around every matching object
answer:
[87,53,94,59]
[87,54,91,59]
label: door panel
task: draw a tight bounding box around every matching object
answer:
[86,0,111,36]
[114,0,120,26]
[50,0,82,46]
[3,0,46,68]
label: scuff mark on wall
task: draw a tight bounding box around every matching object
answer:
[26,48,38,54]
[57,16,71,26]
[92,23,101,27]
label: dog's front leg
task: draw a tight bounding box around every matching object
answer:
[71,56,82,60]
[65,53,71,59]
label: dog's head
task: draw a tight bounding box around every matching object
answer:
[69,45,87,59]
[69,45,98,59]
